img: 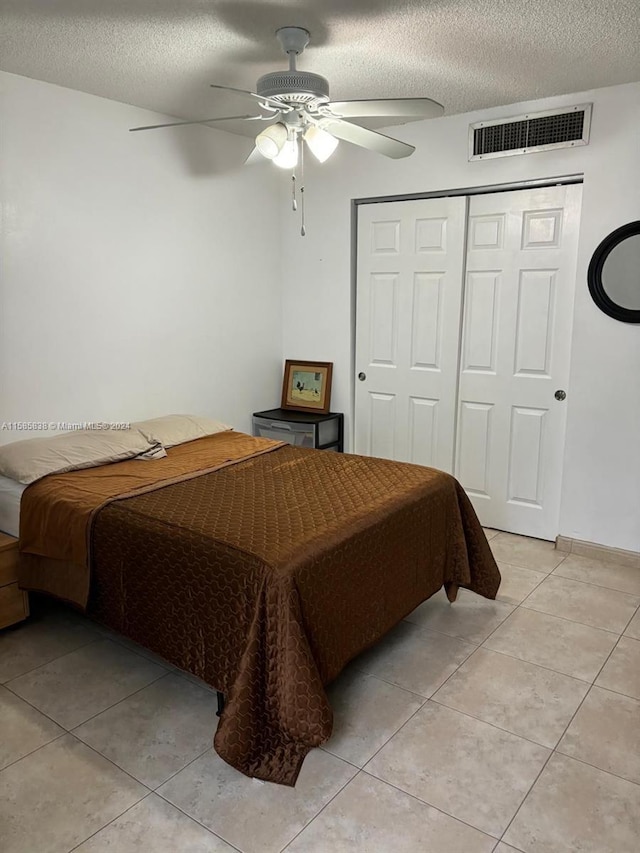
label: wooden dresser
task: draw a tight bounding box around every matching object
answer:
[0,532,29,629]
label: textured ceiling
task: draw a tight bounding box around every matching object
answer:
[1,0,639,138]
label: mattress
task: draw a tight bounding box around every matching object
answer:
[0,475,25,537]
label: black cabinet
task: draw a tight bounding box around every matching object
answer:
[252,408,344,452]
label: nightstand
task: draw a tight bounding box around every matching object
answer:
[0,532,29,629]
[253,408,344,452]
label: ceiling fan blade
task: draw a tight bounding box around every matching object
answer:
[244,146,266,166]
[325,120,415,159]
[209,84,286,111]
[327,97,444,122]
[129,114,256,132]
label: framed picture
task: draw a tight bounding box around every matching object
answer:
[281,360,333,414]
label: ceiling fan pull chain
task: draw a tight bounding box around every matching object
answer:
[300,139,306,237]
[291,173,297,211]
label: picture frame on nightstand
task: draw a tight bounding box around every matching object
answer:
[281,360,333,414]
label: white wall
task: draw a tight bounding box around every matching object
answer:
[0,71,282,440]
[281,81,640,552]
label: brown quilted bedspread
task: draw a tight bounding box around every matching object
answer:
[19,431,283,577]
[86,444,500,785]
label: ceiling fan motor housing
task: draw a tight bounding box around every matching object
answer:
[256,71,330,105]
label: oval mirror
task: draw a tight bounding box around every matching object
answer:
[588,221,640,323]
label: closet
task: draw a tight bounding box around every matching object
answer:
[354,184,582,539]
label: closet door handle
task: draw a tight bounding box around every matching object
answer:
[555,389,566,401]
[358,372,367,381]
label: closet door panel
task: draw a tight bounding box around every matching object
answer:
[355,197,467,471]
[457,185,582,539]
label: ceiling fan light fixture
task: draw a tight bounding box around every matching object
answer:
[304,125,339,163]
[273,137,299,169]
[255,122,288,159]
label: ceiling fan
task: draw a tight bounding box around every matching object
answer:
[129,26,444,168]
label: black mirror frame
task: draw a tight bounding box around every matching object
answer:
[587,220,640,324]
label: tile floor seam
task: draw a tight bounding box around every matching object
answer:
[0,729,67,775]
[277,767,362,853]
[403,597,516,645]
[593,669,640,703]
[489,537,569,574]
[151,745,219,795]
[551,566,640,595]
[319,674,434,767]
[496,628,633,844]
[4,636,170,697]
[496,746,555,843]
[97,634,178,674]
[492,841,525,853]
[65,791,156,853]
[544,629,640,790]
[592,683,640,703]
[0,634,103,686]
[481,596,632,844]
[476,642,595,684]
[0,734,151,853]
[345,643,502,814]
[496,565,548,606]
[551,743,640,789]
[2,679,81,729]
[317,744,363,770]
[353,627,485,774]
[358,697,435,774]
[65,731,155,794]
[621,603,640,632]
[521,573,640,605]
[399,617,490,644]
[100,628,222,687]
[321,680,433,770]
[579,617,632,686]
[360,671,437,702]
[516,601,623,635]
[57,618,180,676]
[495,563,555,575]
[521,568,640,597]
[358,767,502,842]
[60,668,172,734]
[148,741,221,792]
[478,601,527,650]
[68,669,180,735]
[151,788,245,853]
[427,694,564,751]
[523,588,640,622]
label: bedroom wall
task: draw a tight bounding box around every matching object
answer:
[280,81,640,552]
[0,71,283,441]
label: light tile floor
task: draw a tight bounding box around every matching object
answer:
[0,531,639,852]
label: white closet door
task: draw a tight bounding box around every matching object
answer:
[456,184,582,539]
[355,197,467,471]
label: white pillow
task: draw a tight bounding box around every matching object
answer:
[132,414,231,448]
[0,428,160,485]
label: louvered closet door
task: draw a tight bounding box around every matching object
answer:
[355,197,467,471]
[456,185,582,539]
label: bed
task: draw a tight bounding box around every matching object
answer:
[15,429,500,785]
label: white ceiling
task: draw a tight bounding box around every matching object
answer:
[2,0,639,138]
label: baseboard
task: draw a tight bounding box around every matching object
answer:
[555,536,640,569]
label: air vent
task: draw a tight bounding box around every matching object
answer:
[469,104,591,160]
